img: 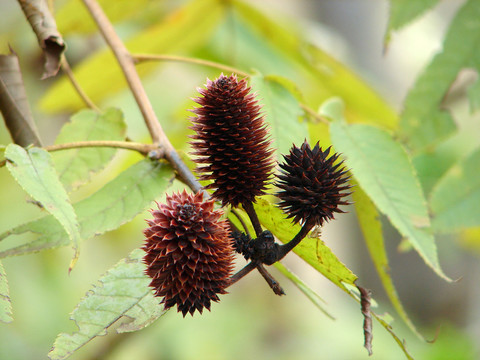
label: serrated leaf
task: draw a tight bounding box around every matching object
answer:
[5,144,81,266]
[250,73,308,160]
[0,260,13,323]
[430,147,480,232]
[53,108,126,191]
[387,0,440,32]
[399,0,480,151]
[352,181,423,339]
[330,120,450,281]
[253,197,358,291]
[0,160,174,258]
[274,261,334,320]
[48,249,163,360]
[55,0,152,34]
[233,0,398,131]
[40,0,224,112]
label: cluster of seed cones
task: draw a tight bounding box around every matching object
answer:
[142,74,351,316]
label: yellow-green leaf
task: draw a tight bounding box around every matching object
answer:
[253,197,358,291]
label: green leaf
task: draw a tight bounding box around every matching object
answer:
[253,197,358,291]
[0,160,174,258]
[330,120,450,281]
[274,261,334,320]
[48,249,164,360]
[399,0,480,151]
[387,0,440,32]
[352,181,423,339]
[0,260,13,323]
[53,108,126,191]
[430,147,480,232]
[233,0,398,131]
[40,0,225,112]
[250,73,309,159]
[5,145,81,267]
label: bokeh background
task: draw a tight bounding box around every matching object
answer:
[1,1,479,359]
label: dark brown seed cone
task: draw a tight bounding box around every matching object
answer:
[190,74,275,207]
[142,190,235,316]
[276,140,351,226]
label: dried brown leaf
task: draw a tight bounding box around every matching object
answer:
[358,285,373,356]
[18,0,66,78]
[0,51,42,146]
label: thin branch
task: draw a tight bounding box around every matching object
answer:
[0,140,158,168]
[81,0,201,193]
[132,53,250,78]
[276,217,316,261]
[228,261,256,287]
[256,264,285,295]
[61,56,100,112]
[81,0,164,144]
[44,140,155,154]
[230,208,251,238]
[242,201,263,237]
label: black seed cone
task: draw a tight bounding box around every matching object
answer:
[190,74,275,207]
[276,140,351,226]
[142,191,234,316]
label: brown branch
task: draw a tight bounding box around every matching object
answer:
[81,0,201,193]
[228,262,256,287]
[256,264,285,295]
[132,53,250,78]
[61,56,100,112]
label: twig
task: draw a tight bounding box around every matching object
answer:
[61,56,100,112]
[81,0,201,192]
[44,140,154,154]
[276,217,316,261]
[230,208,251,238]
[0,140,157,168]
[132,53,250,78]
[242,201,263,237]
[228,261,256,287]
[256,264,285,295]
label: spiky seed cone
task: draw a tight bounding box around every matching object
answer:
[276,140,351,226]
[142,191,234,316]
[190,74,275,207]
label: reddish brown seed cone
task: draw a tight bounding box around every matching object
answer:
[142,191,234,316]
[190,74,275,207]
[276,140,351,226]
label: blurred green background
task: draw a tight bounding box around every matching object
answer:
[1,1,479,359]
